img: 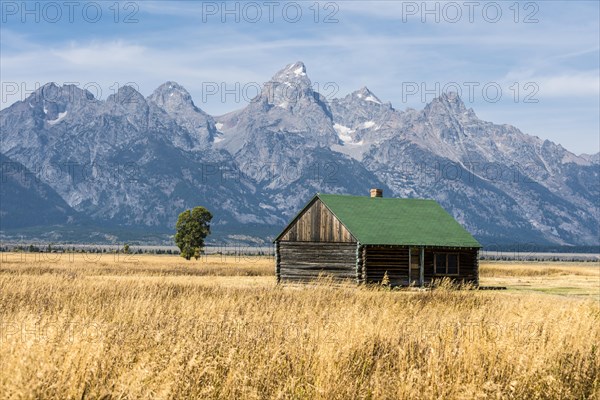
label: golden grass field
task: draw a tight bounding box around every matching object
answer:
[1,252,598,399]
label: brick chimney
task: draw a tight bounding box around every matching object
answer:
[370,188,383,198]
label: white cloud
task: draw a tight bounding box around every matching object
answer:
[534,72,600,98]
[50,41,147,67]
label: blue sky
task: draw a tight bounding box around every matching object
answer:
[1,0,598,154]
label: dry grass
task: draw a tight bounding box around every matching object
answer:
[480,261,598,277]
[480,261,600,298]
[0,252,274,277]
[1,253,599,399]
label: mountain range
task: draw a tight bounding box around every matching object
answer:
[1,62,598,246]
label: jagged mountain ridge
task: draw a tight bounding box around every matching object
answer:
[1,62,598,245]
[0,153,79,229]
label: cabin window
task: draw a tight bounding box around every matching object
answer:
[434,253,459,275]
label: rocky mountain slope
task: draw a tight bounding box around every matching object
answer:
[1,62,598,245]
[0,153,78,229]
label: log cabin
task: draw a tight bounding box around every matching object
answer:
[274,189,482,286]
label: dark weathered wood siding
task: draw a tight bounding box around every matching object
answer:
[279,199,355,243]
[359,246,479,286]
[277,244,479,286]
[423,247,479,284]
[363,246,410,285]
[278,242,357,282]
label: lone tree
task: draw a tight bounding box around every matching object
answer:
[175,206,213,260]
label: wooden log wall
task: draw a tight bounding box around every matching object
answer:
[276,238,479,286]
[278,242,357,282]
[356,244,364,284]
[474,253,479,286]
[364,246,410,286]
[423,247,479,285]
[361,246,367,283]
[275,241,281,283]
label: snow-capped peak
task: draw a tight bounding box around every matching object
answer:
[147,81,208,116]
[287,61,306,75]
[26,82,95,105]
[257,61,319,108]
[427,91,468,115]
[291,63,307,76]
[150,81,194,104]
[271,61,310,85]
[354,87,383,104]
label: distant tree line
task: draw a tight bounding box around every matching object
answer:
[0,244,276,258]
[0,245,181,255]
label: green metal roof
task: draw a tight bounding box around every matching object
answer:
[315,194,481,247]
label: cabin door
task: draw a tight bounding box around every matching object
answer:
[410,248,420,286]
